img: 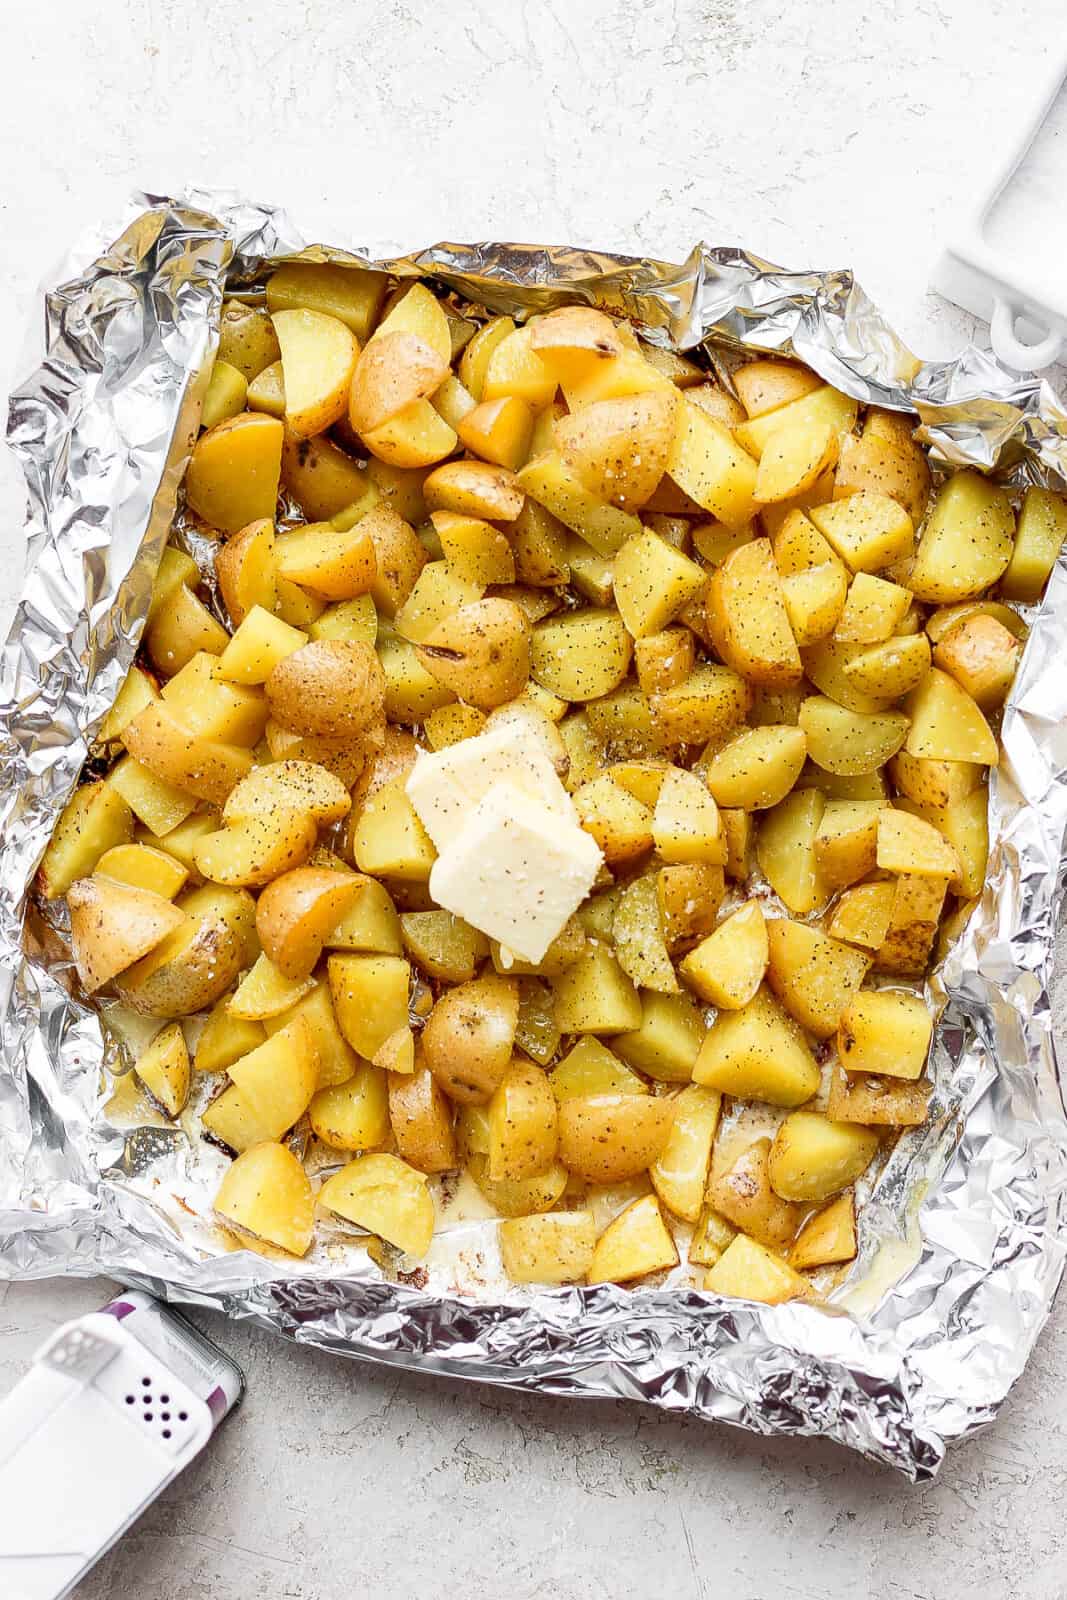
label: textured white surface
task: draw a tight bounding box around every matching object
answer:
[3,2,1067,1595]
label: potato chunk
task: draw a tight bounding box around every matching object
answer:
[705,1233,809,1303]
[693,986,819,1106]
[680,901,768,1010]
[710,1139,803,1249]
[185,413,283,535]
[765,919,871,1038]
[707,538,802,687]
[215,1142,314,1257]
[557,1094,675,1183]
[613,529,705,639]
[837,990,932,1080]
[499,1212,597,1285]
[587,1195,678,1284]
[319,1152,435,1257]
[768,1112,878,1203]
[908,472,1014,602]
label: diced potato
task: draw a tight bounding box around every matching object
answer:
[185,413,284,535]
[754,417,837,504]
[266,260,388,342]
[216,301,281,382]
[692,518,753,566]
[319,1152,435,1257]
[828,882,896,950]
[214,1142,315,1257]
[652,766,724,864]
[657,861,726,950]
[932,614,1021,709]
[328,952,411,1060]
[430,510,513,586]
[841,632,931,699]
[281,432,371,522]
[875,873,948,975]
[838,990,932,1080]
[275,522,377,602]
[135,1022,191,1117]
[223,1016,318,1146]
[107,756,196,838]
[378,631,457,723]
[527,307,624,384]
[908,472,1014,602]
[1000,486,1067,602]
[826,1063,930,1127]
[706,538,802,686]
[780,561,849,646]
[272,307,359,439]
[802,635,897,715]
[351,775,436,882]
[262,980,358,1089]
[123,702,253,808]
[95,841,188,899]
[563,346,670,409]
[666,399,758,528]
[308,593,378,648]
[518,451,643,556]
[228,952,314,1021]
[499,1211,597,1284]
[550,1036,649,1100]
[362,397,457,469]
[514,979,562,1067]
[423,702,487,750]
[192,810,318,889]
[146,582,231,677]
[214,605,306,685]
[937,786,989,899]
[67,876,185,993]
[98,663,161,747]
[195,1000,266,1076]
[680,901,768,1009]
[649,1083,721,1222]
[705,1233,809,1304]
[552,945,643,1035]
[768,1111,878,1203]
[701,725,807,811]
[613,874,679,993]
[808,490,914,575]
[37,780,134,899]
[756,787,828,915]
[789,1192,857,1271]
[610,758,670,809]
[509,499,570,588]
[693,985,819,1106]
[573,774,653,864]
[247,360,285,418]
[421,972,518,1103]
[876,808,960,878]
[557,1094,674,1184]
[734,360,822,418]
[489,915,586,980]
[834,572,911,644]
[612,529,705,639]
[530,608,633,702]
[651,664,751,747]
[584,680,660,755]
[834,426,931,526]
[587,1194,678,1284]
[889,749,982,811]
[634,626,696,696]
[117,898,244,1019]
[556,390,680,512]
[721,809,755,880]
[710,1139,803,1249]
[813,800,882,887]
[688,1205,737,1268]
[765,919,870,1038]
[611,990,706,1082]
[735,385,858,460]
[797,696,909,777]
[399,910,487,983]
[308,1063,390,1153]
[487,1060,558,1182]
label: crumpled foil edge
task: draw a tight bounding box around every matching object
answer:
[2,187,1066,1481]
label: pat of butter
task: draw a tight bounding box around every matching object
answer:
[428,781,602,964]
[406,722,570,852]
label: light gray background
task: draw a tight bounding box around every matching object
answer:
[2,3,1066,1596]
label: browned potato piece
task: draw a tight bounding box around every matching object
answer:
[657,861,725,950]
[707,537,802,686]
[185,413,284,535]
[827,1063,930,1127]
[67,876,184,993]
[557,1094,675,1183]
[932,614,1021,709]
[349,331,450,435]
[416,598,530,710]
[215,517,277,626]
[765,919,871,1038]
[423,460,524,522]
[255,867,364,980]
[388,1063,457,1174]
[528,305,625,381]
[117,905,244,1018]
[266,639,385,740]
[555,389,679,511]
[487,1059,559,1181]
[217,301,281,381]
[421,972,519,1103]
[710,1138,803,1249]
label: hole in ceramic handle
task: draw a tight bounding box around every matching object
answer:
[990,297,1064,372]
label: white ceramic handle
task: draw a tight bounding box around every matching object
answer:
[990,297,1065,373]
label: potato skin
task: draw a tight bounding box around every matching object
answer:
[557,1093,675,1183]
[266,638,386,740]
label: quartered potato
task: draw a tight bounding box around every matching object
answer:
[47,270,1048,1292]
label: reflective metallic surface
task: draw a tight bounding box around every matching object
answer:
[2,190,1065,1480]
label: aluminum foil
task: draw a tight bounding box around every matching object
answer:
[2,188,1067,1482]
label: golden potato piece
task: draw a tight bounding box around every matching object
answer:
[780,561,849,646]
[430,510,514,586]
[788,1192,857,1271]
[756,786,828,915]
[932,614,1021,709]
[558,1093,676,1185]
[224,760,351,828]
[834,426,930,527]
[768,1111,878,1204]
[634,625,696,696]
[612,874,678,994]
[733,360,822,419]
[613,529,705,639]
[888,749,981,811]
[656,861,726,951]
[229,953,315,1022]
[651,766,724,865]
[555,389,680,511]
[282,432,371,522]
[702,725,807,811]
[388,1063,456,1174]
[828,882,896,951]
[680,901,767,1010]
[834,572,911,644]
[499,1211,597,1285]
[185,412,283,535]
[838,990,932,1080]
[456,395,535,472]
[550,1036,648,1100]
[528,306,625,381]
[67,876,185,993]
[349,330,450,435]
[754,418,837,504]
[134,1021,191,1118]
[735,384,858,459]
[194,1001,266,1076]
[224,1016,318,1144]
[247,360,285,418]
[710,1137,804,1249]
[117,903,243,1018]
[705,1233,809,1303]
[417,598,530,710]
[826,1063,930,1127]
[38,780,134,900]
[272,308,359,439]
[811,799,881,889]
[707,537,802,687]
[421,972,518,1104]
[666,399,758,529]
[319,1152,435,1257]
[266,260,388,343]
[193,812,318,889]
[841,632,931,699]
[361,397,457,468]
[400,910,488,984]
[94,842,188,899]
[530,608,633,702]
[275,522,377,602]
[266,638,385,740]
[308,1063,389,1153]
[328,952,411,1062]
[693,985,819,1106]
[809,492,913,574]
[905,667,998,766]
[123,702,253,806]
[765,919,870,1039]
[797,696,908,777]
[518,451,643,556]
[876,808,960,879]
[201,359,247,430]
[217,301,280,382]
[487,1059,559,1182]
[908,472,1014,603]
[651,663,751,747]
[255,867,365,981]
[649,1083,721,1222]
[215,1141,314,1257]
[587,1194,678,1285]
[1000,485,1067,602]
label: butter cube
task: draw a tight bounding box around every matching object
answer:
[406,722,571,851]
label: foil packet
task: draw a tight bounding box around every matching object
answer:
[2,188,1066,1481]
